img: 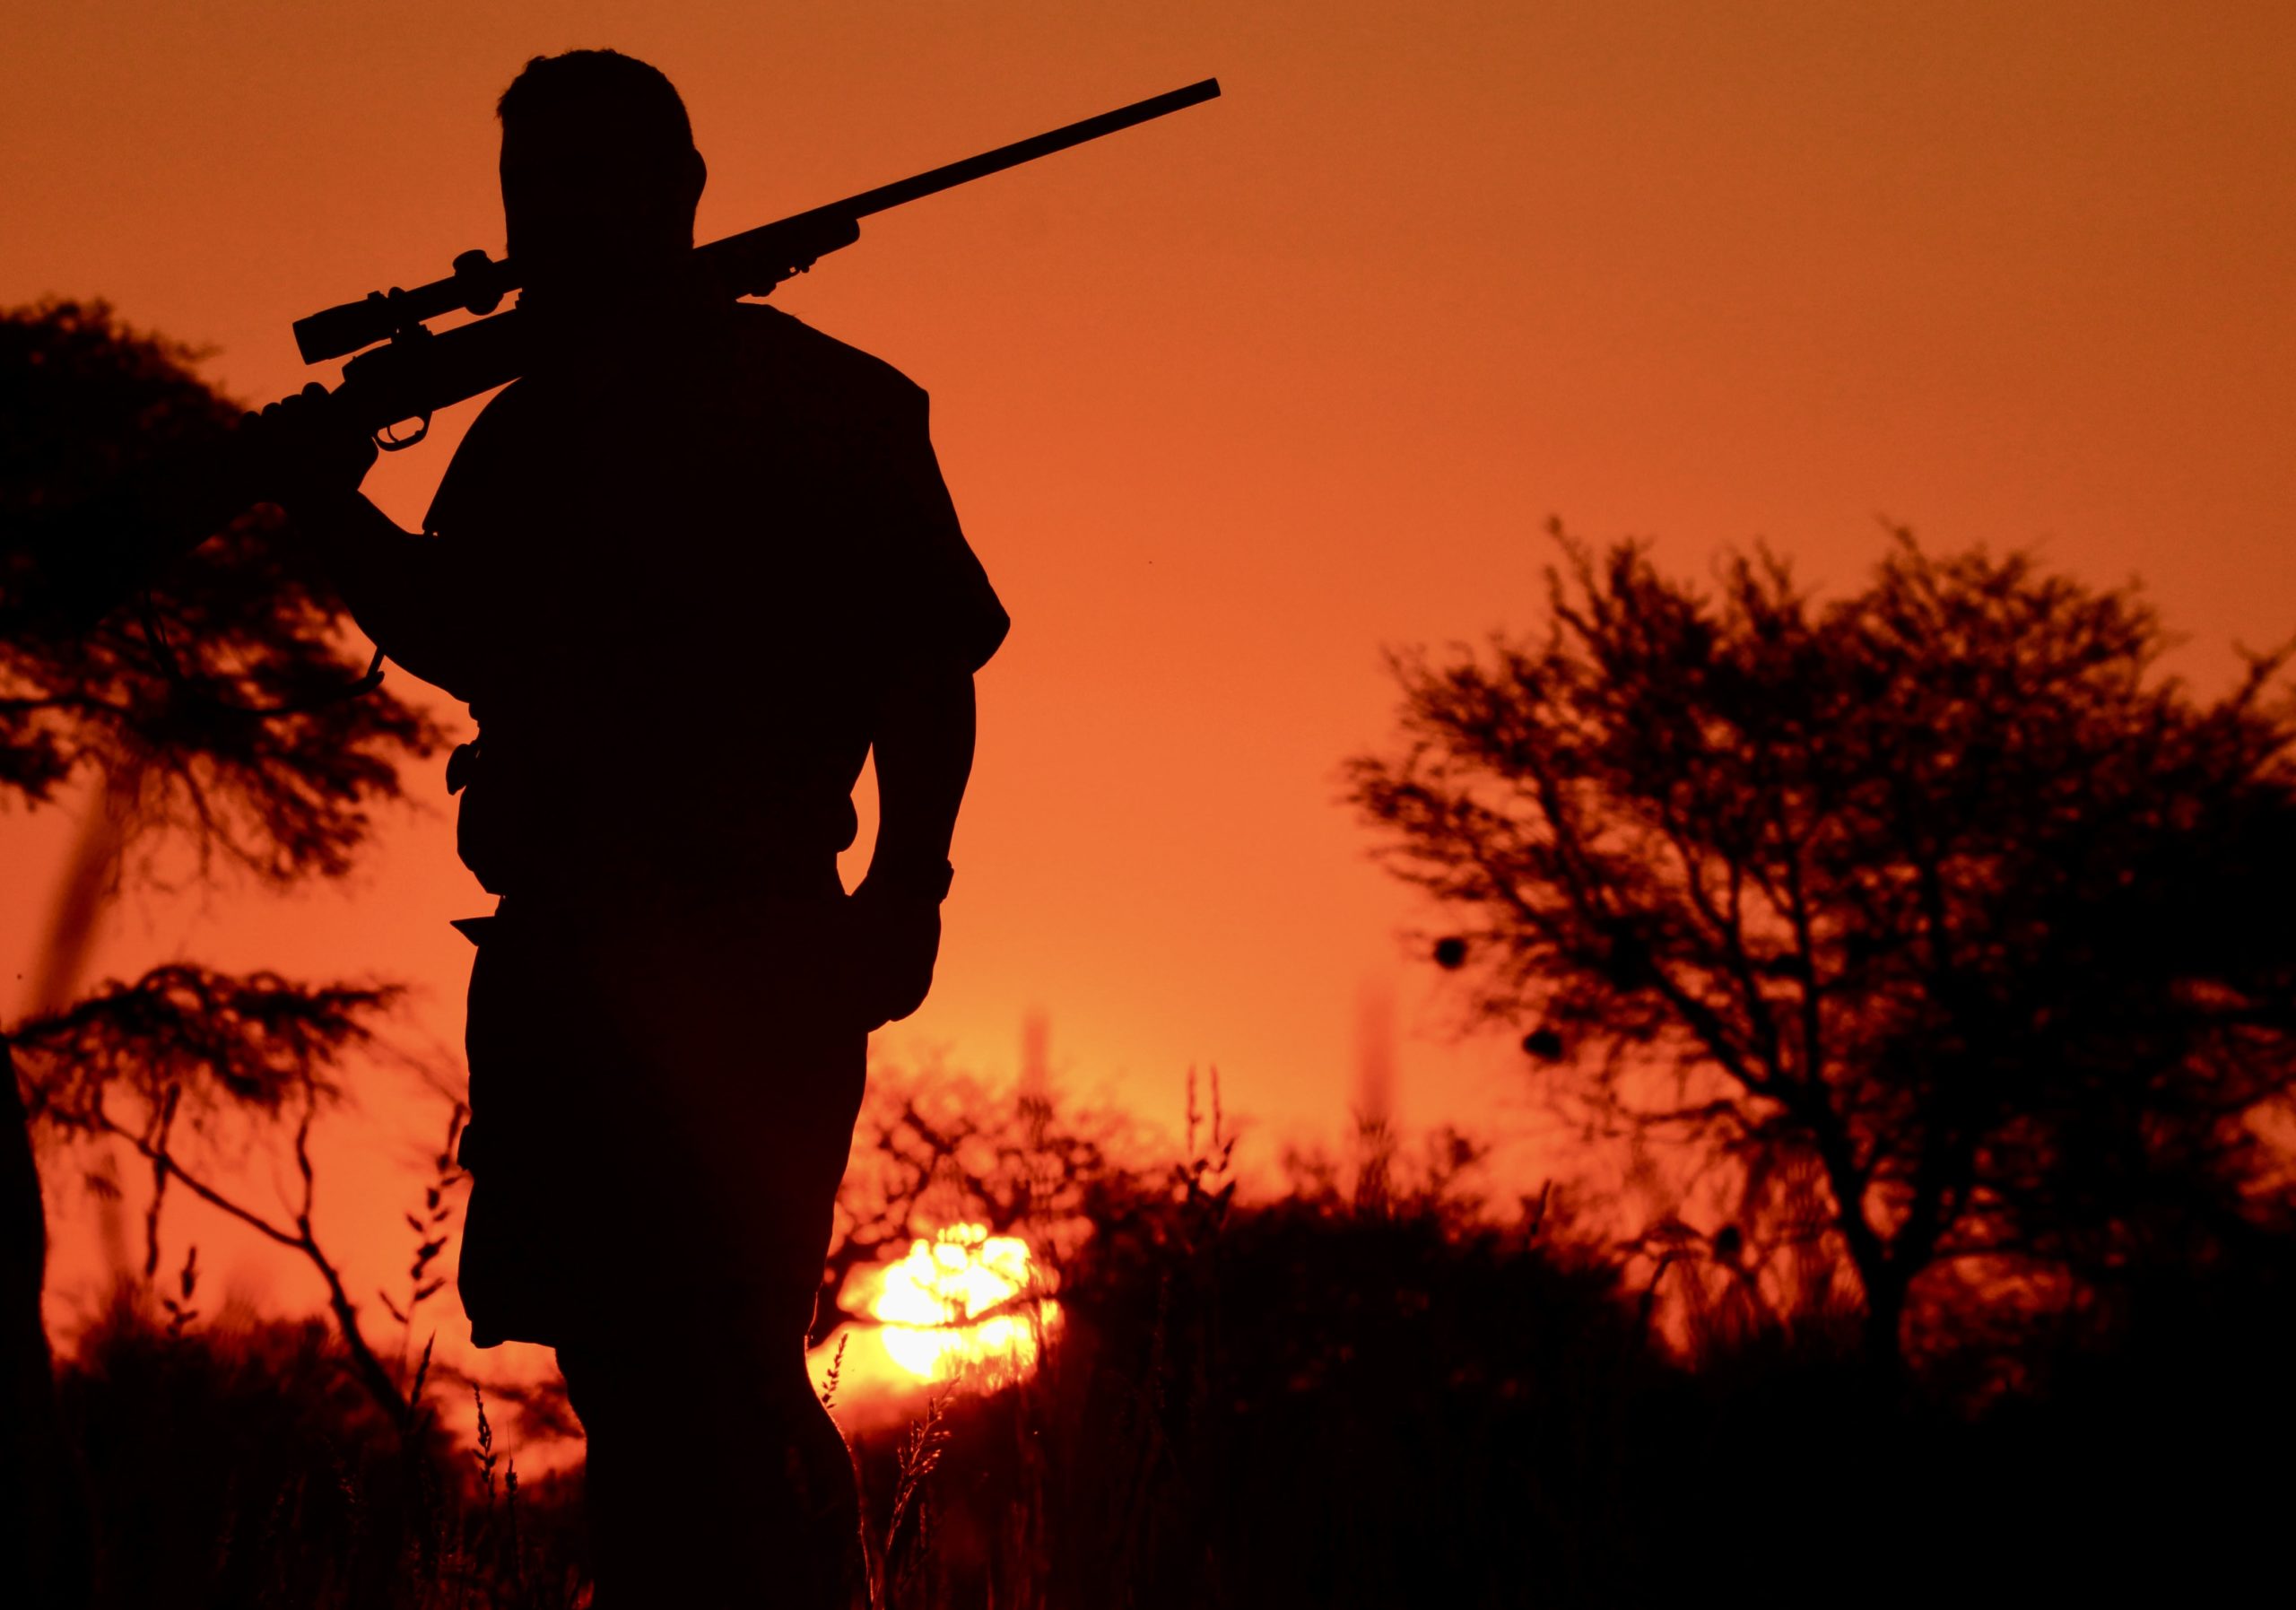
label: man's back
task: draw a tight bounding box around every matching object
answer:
[428,300,1007,898]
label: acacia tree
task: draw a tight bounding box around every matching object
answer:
[1,300,444,1598]
[817,1066,1138,1348]
[1348,528,2296,1371]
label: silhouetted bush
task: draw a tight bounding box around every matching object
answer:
[48,1081,2296,1608]
[57,1292,584,1609]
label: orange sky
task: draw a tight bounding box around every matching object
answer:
[5,1,2295,1381]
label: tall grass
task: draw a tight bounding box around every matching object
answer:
[46,1071,2296,1607]
[57,1292,586,1609]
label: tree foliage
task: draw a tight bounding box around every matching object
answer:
[1348,527,2296,1364]
[0,299,442,881]
[1,300,448,1448]
[12,969,412,1416]
[15,965,397,1131]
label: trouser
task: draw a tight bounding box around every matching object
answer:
[557,1325,859,1606]
[454,879,868,1606]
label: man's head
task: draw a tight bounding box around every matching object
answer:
[497,49,707,295]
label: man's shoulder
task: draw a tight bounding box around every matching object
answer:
[731,304,927,423]
[430,306,926,499]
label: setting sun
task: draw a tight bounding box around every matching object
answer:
[866,1223,1059,1383]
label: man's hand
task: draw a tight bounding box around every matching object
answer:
[843,871,946,1031]
[241,382,378,517]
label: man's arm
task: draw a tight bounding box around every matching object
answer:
[864,666,976,890]
[849,664,978,1028]
[292,492,479,700]
[838,378,1006,1026]
[247,386,478,699]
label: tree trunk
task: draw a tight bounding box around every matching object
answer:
[1,1038,92,1606]
[1860,1261,1912,1384]
[1805,1117,1913,1379]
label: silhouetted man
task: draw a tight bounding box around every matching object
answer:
[250,48,1007,1606]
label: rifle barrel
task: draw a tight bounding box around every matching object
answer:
[822,77,1220,223]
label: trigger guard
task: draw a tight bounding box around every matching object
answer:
[375,413,432,452]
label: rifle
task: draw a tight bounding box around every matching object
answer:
[12,77,1220,631]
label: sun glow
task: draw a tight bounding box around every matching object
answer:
[867,1223,1059,1383]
